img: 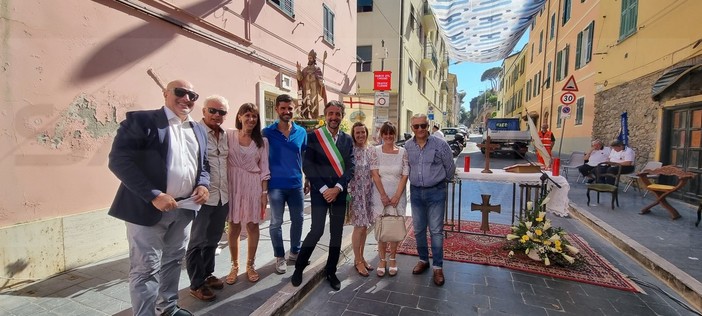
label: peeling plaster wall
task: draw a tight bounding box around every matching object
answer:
[0,0,357,283]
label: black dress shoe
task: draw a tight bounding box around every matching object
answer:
[167,306,193,316]
[326,274,341,291]
[291,268,303,287]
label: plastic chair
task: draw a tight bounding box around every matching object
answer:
[561,151,585,181]
[586,163,622,209]
[623,161,663,195]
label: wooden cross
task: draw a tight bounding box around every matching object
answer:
[471,194,501,232]
[477,136,500,173]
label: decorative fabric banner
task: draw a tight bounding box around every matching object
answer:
[428,0,547,62]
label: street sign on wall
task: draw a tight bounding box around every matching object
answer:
[373,71,392,91]
[560,92,575,105]
[374,91,389,107]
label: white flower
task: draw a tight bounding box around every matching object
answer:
[506,234,519,240]
[541,196,551,206]
[538,212,546,219]
[566,245,580,255]
[542,220,551,231]
[526,201,533,211]
[548,234,561,242]
[525,221,532,230]
[562,253,575,264]
[508,251,514,258]
[544,256,551,266]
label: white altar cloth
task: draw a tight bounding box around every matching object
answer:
[456,169,570,217]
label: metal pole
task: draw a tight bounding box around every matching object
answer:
[557,116,566,159]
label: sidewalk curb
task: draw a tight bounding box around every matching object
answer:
[568,202,702,312]
[251,227,355,316]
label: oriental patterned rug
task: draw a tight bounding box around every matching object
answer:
[397,219,641,292]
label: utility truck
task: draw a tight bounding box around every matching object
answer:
[481,117,531,158]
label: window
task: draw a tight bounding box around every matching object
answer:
[357,0,373,12]
[530,44,534,63]
[556,105,563,128]
[562,0,572,25]
[408,62,414,84]
[418,68,425,93]
[526,80,532,101]
[575,21,595,69]
[620,0,638,40]
[539,31,543,54]
[323,4,335,45]
[535,71,541,96]
[269,0,294,18]
[356,46,371,72]
[550,13,556,40]
[575,97,584,125]
[545,61,552,88]
[409,5,416,31]
[556,46,569,81]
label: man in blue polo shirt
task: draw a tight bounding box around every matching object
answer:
[263,94,308,274]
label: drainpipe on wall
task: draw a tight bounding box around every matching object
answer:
[398,0,405,140]
[546,0,562,127]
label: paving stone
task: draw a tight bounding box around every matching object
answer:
[487,296,548,316]
[398,306,448,316]
[521,292,564,311]
[346,297,401,315]
[387,292,420,308]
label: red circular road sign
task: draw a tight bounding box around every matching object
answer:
[560,92,576,105]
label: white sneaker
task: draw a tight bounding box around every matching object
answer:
[275,257,287,274]
[286,251,298,262]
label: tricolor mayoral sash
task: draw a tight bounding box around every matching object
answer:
[314,127,345,177]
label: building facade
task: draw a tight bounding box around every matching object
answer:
[357,0,452,138]
[595,0,702,201]
[0,0,357,283]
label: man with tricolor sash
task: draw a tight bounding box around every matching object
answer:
[291,100,355,291]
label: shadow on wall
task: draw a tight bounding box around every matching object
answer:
[71,0,231,83]
[1,259,30,292]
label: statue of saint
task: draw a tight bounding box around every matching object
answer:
[296,49,326,119]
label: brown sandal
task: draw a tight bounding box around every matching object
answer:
[246,260,260,283]
[225,265,239,285]
[362,259,373,270]
[355,261,369,277]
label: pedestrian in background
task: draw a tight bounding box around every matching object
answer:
[225,103,270,285]
[109,79,210,316]
[404,114,455,286]
[262,94,307,274]
[370,121,409,277]
[185,95,230,302]
[347,122,374,277]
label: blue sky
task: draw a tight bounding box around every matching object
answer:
[450,31,530,111]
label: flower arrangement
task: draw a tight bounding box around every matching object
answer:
[506,191,581,267]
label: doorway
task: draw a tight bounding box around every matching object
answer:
[662,104,702,202]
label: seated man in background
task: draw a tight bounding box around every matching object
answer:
[596,140,635,184]
[578,140,610,183]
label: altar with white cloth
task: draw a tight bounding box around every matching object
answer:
[445,169,570,235]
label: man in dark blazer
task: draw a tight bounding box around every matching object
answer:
[291,100,354,291]
[108,79,210,316]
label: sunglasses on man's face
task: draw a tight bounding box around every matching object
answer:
[173,87,199,101]
[207,107,228,116]
[412,123,429,130]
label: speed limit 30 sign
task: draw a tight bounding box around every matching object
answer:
[560,92,576,105]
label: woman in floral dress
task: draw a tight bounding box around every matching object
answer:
[347,122,374,277]
[370,121,409,277]
[225,103,270,284]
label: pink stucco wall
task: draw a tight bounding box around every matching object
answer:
[0,0,357,227]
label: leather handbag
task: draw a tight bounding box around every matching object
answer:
[374,206,407,242]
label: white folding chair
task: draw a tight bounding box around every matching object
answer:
[561,151,585,181]
[623,161,663,196]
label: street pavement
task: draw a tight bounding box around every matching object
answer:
[1,140,701,315]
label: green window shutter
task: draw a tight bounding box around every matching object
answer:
[575,31,583,69]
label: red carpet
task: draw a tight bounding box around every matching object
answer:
[397,219,641,292]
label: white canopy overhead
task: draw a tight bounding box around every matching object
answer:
[428,0,546,63]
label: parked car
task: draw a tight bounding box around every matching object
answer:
[441,127,460,142]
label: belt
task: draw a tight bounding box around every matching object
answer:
[411,182,444,189]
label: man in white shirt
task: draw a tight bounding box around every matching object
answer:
[432,124,445,139]
[578,140,611,183]
[595,140,635,184]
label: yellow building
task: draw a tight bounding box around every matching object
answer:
[500,47,527,124]
[357,0,451,137]
[595,0,702,200]
[521,0,600,155]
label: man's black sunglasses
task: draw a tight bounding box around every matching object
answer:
[412,123,429,130]
[173,87,199,101]
[207,108,228,116]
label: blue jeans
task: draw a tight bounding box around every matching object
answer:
[410,183,447,268]
[268,188,305,258]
